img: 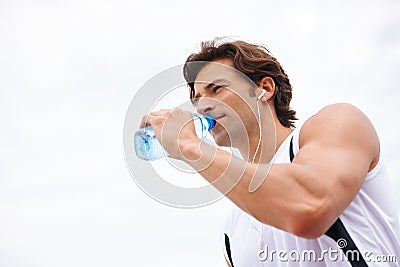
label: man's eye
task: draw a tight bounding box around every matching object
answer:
[213,85,224,93]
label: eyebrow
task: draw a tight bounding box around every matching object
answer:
[194,78,229,99]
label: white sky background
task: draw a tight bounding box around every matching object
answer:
[0,0,399,266]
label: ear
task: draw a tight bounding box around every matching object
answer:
[258,76,275,102]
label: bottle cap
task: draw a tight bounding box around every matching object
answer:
[204,115,216,130]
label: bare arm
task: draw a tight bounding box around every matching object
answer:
[179,103,380,238]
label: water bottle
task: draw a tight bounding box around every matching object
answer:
[134,114,216,160]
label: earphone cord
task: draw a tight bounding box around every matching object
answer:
[251,97,263,164]
[251,97,265,254]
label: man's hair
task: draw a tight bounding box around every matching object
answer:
[183,38,297,128]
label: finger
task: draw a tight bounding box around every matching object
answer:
[139,114,152,128]
[159,108,174,113]
[149,109,173,116]
[145,113,164,129]
[139,109,169,128]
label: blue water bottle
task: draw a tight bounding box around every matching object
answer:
[134,114,216,160]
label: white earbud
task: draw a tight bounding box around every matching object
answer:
[257,89,267,101]
[249,88,267,193]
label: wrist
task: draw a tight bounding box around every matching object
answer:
[179,137,202,162]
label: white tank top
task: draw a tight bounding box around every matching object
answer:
[222,126,400,266]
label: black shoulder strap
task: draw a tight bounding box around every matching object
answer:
[289,136,295,162]
[325,219,368,266]
[224,233,234,267]
[289,137,368,267]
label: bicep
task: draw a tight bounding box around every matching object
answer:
[294,104,379,210]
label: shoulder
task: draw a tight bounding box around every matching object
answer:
[303,103,371,130]
[298,103,380,160]
[313,102,367,119]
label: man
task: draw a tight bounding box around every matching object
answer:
[141,39,400,266]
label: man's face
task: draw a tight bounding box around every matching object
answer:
[193,59,259,148]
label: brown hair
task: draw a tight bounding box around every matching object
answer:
[183,38,297,128]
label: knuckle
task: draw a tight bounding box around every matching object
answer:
[154,117,164,125]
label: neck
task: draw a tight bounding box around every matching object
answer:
[237,104,294,163]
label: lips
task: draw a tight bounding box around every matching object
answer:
[210,115,225,133]
[212,115,225,127]
[212,115,225,121]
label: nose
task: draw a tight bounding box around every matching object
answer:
[196,97,216,115]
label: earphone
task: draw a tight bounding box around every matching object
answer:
[254,88,268,258]
[251,88,267,166]
[257,89,267,101]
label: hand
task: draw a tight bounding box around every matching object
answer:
[140,108,201,160]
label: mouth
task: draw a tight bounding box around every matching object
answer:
[212,114,225,121]
[210,115,225,133]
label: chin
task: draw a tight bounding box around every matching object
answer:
[211,132,232,147]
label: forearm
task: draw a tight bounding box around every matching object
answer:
[181,139,337,238]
